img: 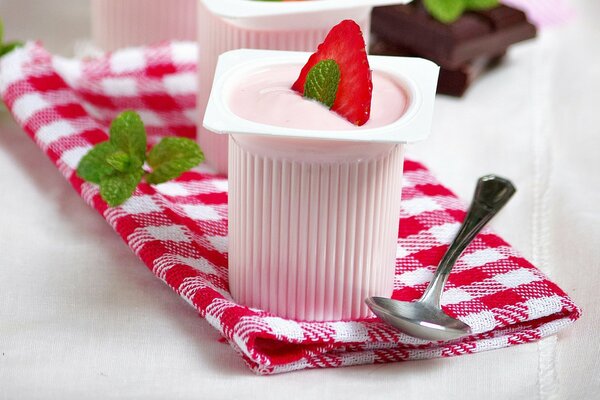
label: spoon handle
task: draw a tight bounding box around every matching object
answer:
[420,175,516,307]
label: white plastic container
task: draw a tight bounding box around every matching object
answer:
[204,49,438,321]
[197,0,411,175]
[91,0,197,51]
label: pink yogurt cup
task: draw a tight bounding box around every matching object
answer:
[91,0,197,51]
[197,0,411,175]
[204,49,439,321]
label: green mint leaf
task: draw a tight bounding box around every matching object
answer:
[109,110,146,169]
[77,142,119,184]
[465,0,499,10]
[99,169,143,207]
[303,59,340,109]
[423,0,466,24]
[145,137,204,184]
[105,150,131,172]
[77,110,204,206]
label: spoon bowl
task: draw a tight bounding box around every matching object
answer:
[366,297,472,341]
[366,175,516,341]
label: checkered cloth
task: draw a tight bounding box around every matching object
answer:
[0,42,580,375]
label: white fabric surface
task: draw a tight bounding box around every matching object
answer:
[0,0,598,398]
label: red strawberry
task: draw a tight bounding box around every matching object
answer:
[292,20,372,126]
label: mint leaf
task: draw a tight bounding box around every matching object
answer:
[145,137,204,184]
[303,59,340,109]
[465,0,499,10]
[105,150,131,172]
[77,142,119,184]
[423,0,466,24]
[109,110,146,169]
[99,169,143,207]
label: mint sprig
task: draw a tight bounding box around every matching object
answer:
[0,19,23,58]
[77,110,204,206]
[423,0,499,24]
[304,59,340,109]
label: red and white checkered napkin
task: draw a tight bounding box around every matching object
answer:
[0,42,580,375]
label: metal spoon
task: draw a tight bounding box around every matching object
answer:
[366,175,516,341]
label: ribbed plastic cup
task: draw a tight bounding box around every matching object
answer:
[91,0,197,51]
[197,0,387,175]
[229,135,404,321]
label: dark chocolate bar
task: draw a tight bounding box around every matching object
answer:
[436,54,505,96]
[371,1,536,69]
[370,38,505,97]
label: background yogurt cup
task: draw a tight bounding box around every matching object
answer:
[91,0,197,51]
[204,49,439,321]
[197,0,411,175]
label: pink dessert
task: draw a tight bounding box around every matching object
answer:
[225,37,411,321]
[203,21,439,322]
[228,64,409,131]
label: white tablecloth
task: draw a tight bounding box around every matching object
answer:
[0,0,598,398]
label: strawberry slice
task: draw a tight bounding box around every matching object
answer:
[292,20,372,126]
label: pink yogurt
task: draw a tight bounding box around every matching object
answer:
[228,64,409,131]
[226,64,410,321]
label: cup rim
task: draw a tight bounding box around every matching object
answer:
[203,49,439,144]
[200,0,411,19]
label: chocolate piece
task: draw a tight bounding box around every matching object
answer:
[370,38,505,97]
[371,1,536,70]
[437,54,505,97]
